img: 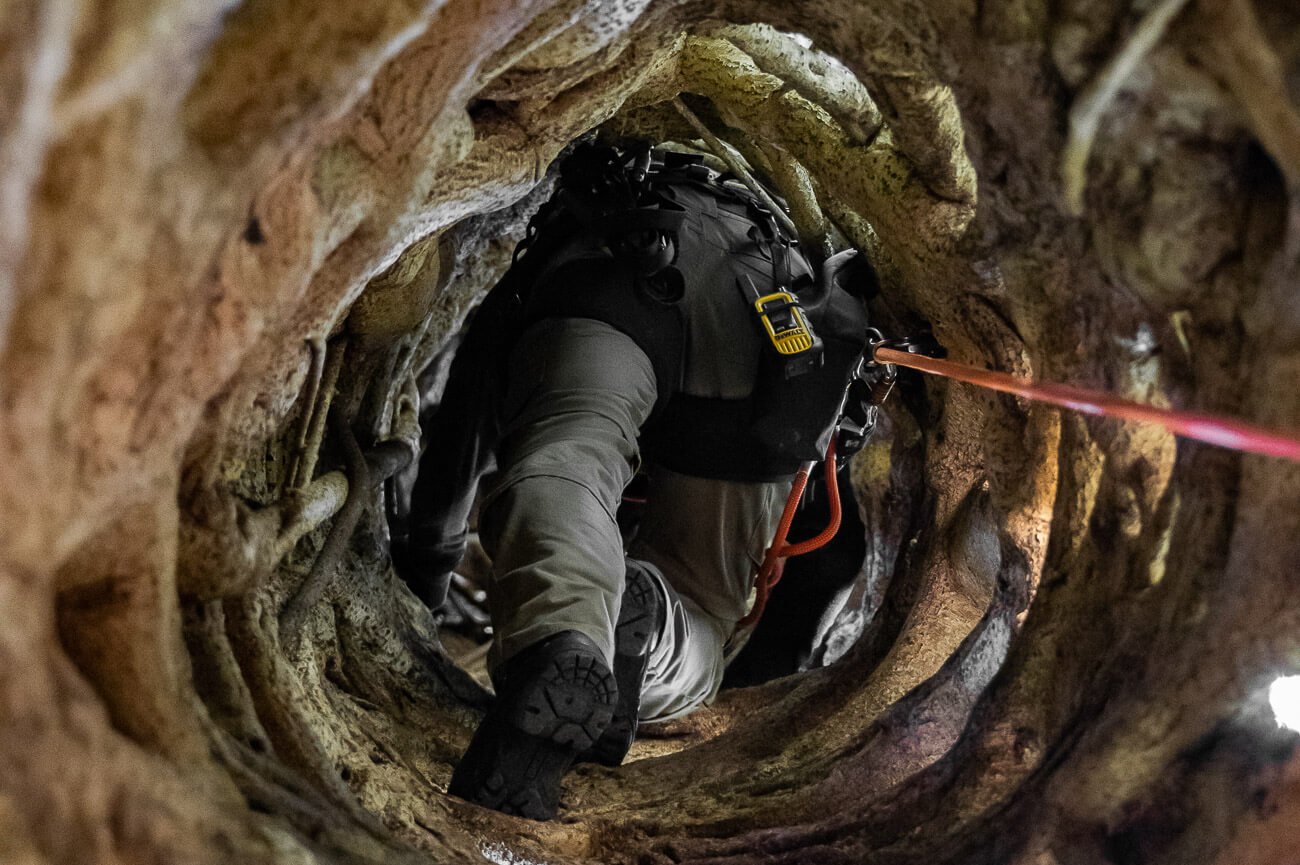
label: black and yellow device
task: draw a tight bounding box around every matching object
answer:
[754,290,814,356]
[738,275,823,378]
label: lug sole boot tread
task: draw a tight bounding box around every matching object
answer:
[579,566,662,766]
[448,634,615,820]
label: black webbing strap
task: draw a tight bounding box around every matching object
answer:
[601,208,687,236]
[639,393,805,482]
[650,166,797,292]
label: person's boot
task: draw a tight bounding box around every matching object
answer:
[448,631,616,820]
[577,564,663,766]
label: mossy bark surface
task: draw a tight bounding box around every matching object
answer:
[1,1,1298,863]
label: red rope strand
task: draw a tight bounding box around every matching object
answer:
[739,439,843,629]
[874,347,1300,462]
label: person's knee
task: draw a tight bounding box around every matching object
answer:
[502,320,657,441]
[634,575,731,723]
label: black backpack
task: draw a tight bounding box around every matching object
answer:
[470,142,875,481]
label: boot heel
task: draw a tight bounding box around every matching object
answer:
[511,651,616,748]
[578,563,664,766]
[448,631,615,820]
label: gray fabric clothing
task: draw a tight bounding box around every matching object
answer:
[627,560,732,723]
[479,317,655,666]
[628,465,786,721]
[628,465,785,625]
[477,317,788,721]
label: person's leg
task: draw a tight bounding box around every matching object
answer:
[399,390,494,607]
[449,317,658,818]
[401,293,514,608]
[627,465,789,722]
[477,317,658,666]
[724,460,866,687]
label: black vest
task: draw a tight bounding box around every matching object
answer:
[506,156,869,482]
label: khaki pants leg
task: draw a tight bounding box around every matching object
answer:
[479,318,657,668]
[629,466,788,722]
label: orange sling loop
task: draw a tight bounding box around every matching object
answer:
[738,437,841,629]
[739,339,1300,631]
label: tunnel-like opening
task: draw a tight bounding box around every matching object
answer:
[159,23,1029,856]
[5,2,1300,864]
[399,125,989,748]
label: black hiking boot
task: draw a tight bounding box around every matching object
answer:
[447,631,616,820]
[578,564,663,766]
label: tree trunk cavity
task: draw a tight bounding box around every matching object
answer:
[1,1,1298,864]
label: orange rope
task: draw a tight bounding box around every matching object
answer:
[737,462,810,629]
[874,347,1300,462]
[738,438,841,629]
[778,438,842,562]
[738,338,1300,634]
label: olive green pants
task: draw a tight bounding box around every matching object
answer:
[477,318,787,722]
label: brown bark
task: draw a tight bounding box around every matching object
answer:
[2,1,1298,863]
